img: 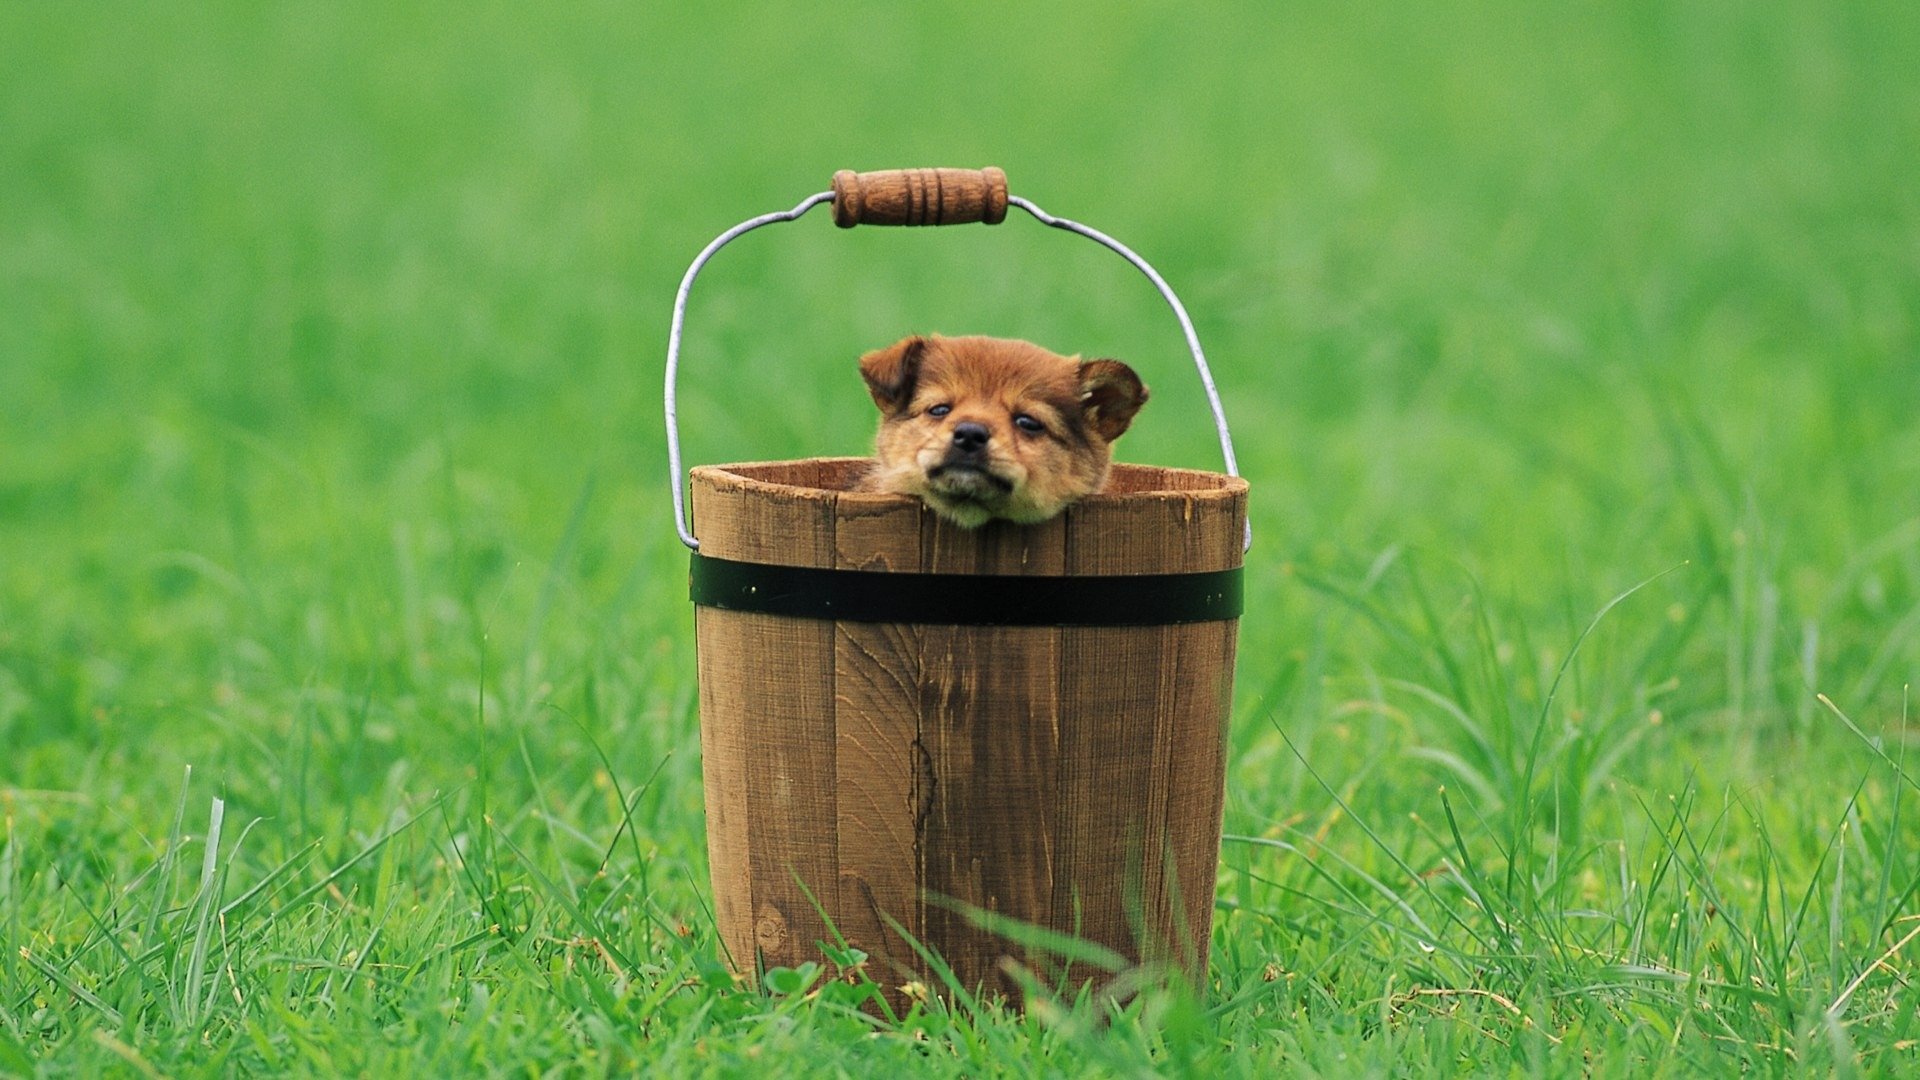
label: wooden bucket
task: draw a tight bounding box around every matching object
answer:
[664,167,1250,1003]
[689,457,1247,1001]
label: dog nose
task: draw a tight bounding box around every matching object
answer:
[951,422,990,452]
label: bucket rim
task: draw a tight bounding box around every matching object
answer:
[690,457,1250,506]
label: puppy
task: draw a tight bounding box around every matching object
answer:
[857,334,1148,527]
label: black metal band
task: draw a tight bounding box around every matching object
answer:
[690,553,1241,627]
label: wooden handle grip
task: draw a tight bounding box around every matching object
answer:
[831,167,1009,227]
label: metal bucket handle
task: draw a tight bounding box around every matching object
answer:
[664,167,1246,551]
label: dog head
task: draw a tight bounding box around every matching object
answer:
[859,334,1148,527]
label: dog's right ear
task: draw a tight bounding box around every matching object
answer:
[858,335,927,416]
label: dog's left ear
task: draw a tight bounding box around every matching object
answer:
[859,336,927,416]
[1079,359,1148,442]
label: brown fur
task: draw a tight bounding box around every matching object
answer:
[857,334,1148,527]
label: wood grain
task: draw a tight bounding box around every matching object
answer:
[691,467,838,976]
[918,516,1067,997]
[689,459,1248,1002]
[832,491,927,1003]
[1051,486,1245,980]
[1159,618,1239,974]
[832,167,1009,228]
[694,603,754,973]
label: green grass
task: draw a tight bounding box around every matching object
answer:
[4,0,1919,1074]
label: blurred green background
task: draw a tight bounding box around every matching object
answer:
[3,0,1918,1072]
[6,0,1915,775]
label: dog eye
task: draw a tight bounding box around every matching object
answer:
[1014,414,1046,434]
[927,404,951,418]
